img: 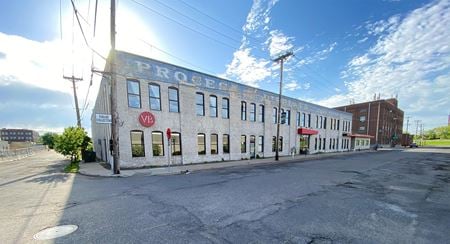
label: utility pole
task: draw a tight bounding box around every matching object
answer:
[273,51,293,161]
[405,116,410,134]
[63,75,83,127]
[110,0,120,174]
[414,120,420,143]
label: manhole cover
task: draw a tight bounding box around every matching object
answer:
[33,225,78,240]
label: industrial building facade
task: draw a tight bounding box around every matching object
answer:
[334,98,404,145]
[91,51,352,168]
[0,128,39,142]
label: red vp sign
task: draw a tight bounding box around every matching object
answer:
[139,111,155,127]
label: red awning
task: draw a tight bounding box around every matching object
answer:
[297,128,319,135]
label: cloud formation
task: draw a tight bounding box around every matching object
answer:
[316,0,450,128]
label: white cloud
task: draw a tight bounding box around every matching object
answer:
[243,0,279,33]
[295,42,337,67]
[284,80,300,91]
[315,0,450,129]
[225,48,272,87]
[266,30,295,58]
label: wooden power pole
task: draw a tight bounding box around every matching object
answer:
[273,51,293,161]
[63,75,83,127]
[110,0,120,174]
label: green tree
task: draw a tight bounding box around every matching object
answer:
[41,132,58,149]
[54,127,88,163]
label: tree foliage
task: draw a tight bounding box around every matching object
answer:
[424,125,450,140]
[41,132,58,149]
[54,127,89,163]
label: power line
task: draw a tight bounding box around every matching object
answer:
[128,0,238,50]
[151,0,242,45]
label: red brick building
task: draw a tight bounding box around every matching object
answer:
[334,98,404,145]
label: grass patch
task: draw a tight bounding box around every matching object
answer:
[423,139,450,147]
[64,161,80,173]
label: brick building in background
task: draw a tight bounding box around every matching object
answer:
[0,128,40,143]
[334,98,404,145]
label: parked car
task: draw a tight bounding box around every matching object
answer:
[409,143,418,148]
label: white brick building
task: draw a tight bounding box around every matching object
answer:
[91,51,352,168]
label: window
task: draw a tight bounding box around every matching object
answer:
[196,93,204,116]
[324,117,327,129]
[280,109,285,124]
[222,98,229,119]
[130,130,145,157]
[168,87,179,112]
[211,134,218,154]
[258,136,264,152]
[359,115,366,122]
[210,95,217,117]
[359,126,365,131]
[337,120,340,130]
[319,137,322,150]
[278,136,283,152]
[320,116,323,128]
[316,115,319,128]
[149,83,161,110]
[296,112,301,126]
[152,131,164,156]
[273,107,278,124]
[258,105,265,122]
[241,135,246,153]
[249,103,256,121]
[308,114,311,127]
[272,136,277,152]
[286,110,291,125]
[127,80,141,108]
[241,101,247,120]
[329,139,332,150]
[315,138,318,150]
[223,134,230,153]
[323,138,326,150]
[197,134,206,155]
[171,132,182,155]
[301,113,306,127]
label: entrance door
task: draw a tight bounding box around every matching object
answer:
[299,135,310,154]
[250,135,256,159]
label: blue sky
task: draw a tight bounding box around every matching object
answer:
[0,0,449,134]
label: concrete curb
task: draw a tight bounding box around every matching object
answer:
[78,149,389,178]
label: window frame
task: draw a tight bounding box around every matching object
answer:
[171,132,182,155]
[196,92,205,116]
[130,130,145,157]
[223,134,230,154]
[148,83,161,111]
[249,103,256,122]
[241,101,247,120]
[210,133,218,154]
[209,95,218,117]
[258,135,264,153]
[168,87,179,113]
[151,131,164,156]
[127,79,141,108]
[241,135,247,153]
[222,97,229,119]
[258,104,265,122]
[197,133,206,155]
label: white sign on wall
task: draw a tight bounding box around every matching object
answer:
[96,114,112,124]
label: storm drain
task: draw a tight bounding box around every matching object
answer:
[33,225,78,240]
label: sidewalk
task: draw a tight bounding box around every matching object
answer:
[79,149,388,177]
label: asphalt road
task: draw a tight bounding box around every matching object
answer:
[1,148,449,243]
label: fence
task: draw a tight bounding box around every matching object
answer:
[0,145,46,161]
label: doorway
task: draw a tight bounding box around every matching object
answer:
[299,135,310,154]
[250,135,256,159]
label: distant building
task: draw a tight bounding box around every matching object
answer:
[334,98,404,145]
[0,128,40,142]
